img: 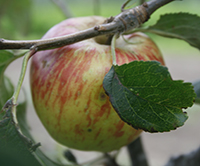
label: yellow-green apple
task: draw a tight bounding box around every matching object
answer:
[30,16,165,152]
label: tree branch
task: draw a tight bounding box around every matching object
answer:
[165,147,200,166]
[102,153,120,166]
[0,0,174,51]
[127,137,149,166]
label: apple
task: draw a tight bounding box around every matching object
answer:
[30,16,165,152]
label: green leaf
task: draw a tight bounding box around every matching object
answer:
[0,50,18,119]
[103,61,195,132]
[1,97,64,166]
[0,50,41,165]
[0,50,69,166]
[0,106,41,166]
[0,76,14,119]
[17,99,69,166]
[193,80,200,104]
[0,50,26,113]
[139,13,200,50]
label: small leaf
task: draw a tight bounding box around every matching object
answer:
[0,50,19,74]
[103,61,195,132]
[0,76,14,119]
[0,50,26,119]
[141,13,200,50]
[193,80,200,104]
[0,50,18,119]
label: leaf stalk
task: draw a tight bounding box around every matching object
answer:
[12,49,36,105]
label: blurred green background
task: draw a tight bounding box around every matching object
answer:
[0,0,200,56]
[0,0,199,39]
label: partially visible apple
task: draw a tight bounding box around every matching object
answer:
[30,16,164,152]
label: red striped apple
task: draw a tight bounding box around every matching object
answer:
[30,16,165,152]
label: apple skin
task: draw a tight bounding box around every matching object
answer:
[30,16,165,152]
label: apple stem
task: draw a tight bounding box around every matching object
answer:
[111,34,118,65]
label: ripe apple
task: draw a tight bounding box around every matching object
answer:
[30,16,165,152]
